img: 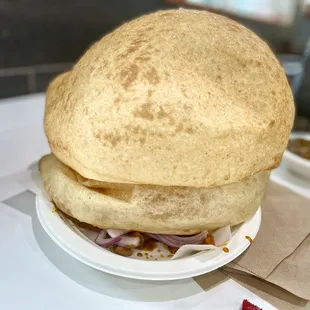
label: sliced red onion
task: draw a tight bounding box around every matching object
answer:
[96,236,122,248]
[145,233,182,248]
[117,236,141,248]
[95,230,107,243]
[145,232,207,248]
[95,230,121,248]
[212,226,231,246]
[157,235,185,248]
[107,229,130,238]
[164,232,207,244]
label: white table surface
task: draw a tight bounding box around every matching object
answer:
[0,94,309,310]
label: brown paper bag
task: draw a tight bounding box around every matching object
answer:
[195,270,308,310]
[224,182,310,300]
[194,182,310,309]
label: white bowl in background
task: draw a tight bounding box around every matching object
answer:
[282,133,310,181]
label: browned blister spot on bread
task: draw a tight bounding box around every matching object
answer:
[133,102,154,121]
[144,67,160,85]
[268,120,275,128]
[120,64,139,90]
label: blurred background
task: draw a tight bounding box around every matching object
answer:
[0,0,309,130]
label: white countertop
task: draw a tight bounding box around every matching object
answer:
[0,94,309,310]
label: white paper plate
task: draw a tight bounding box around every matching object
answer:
[36,196,261,280]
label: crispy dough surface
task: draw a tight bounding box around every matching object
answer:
[44,9,294,187]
